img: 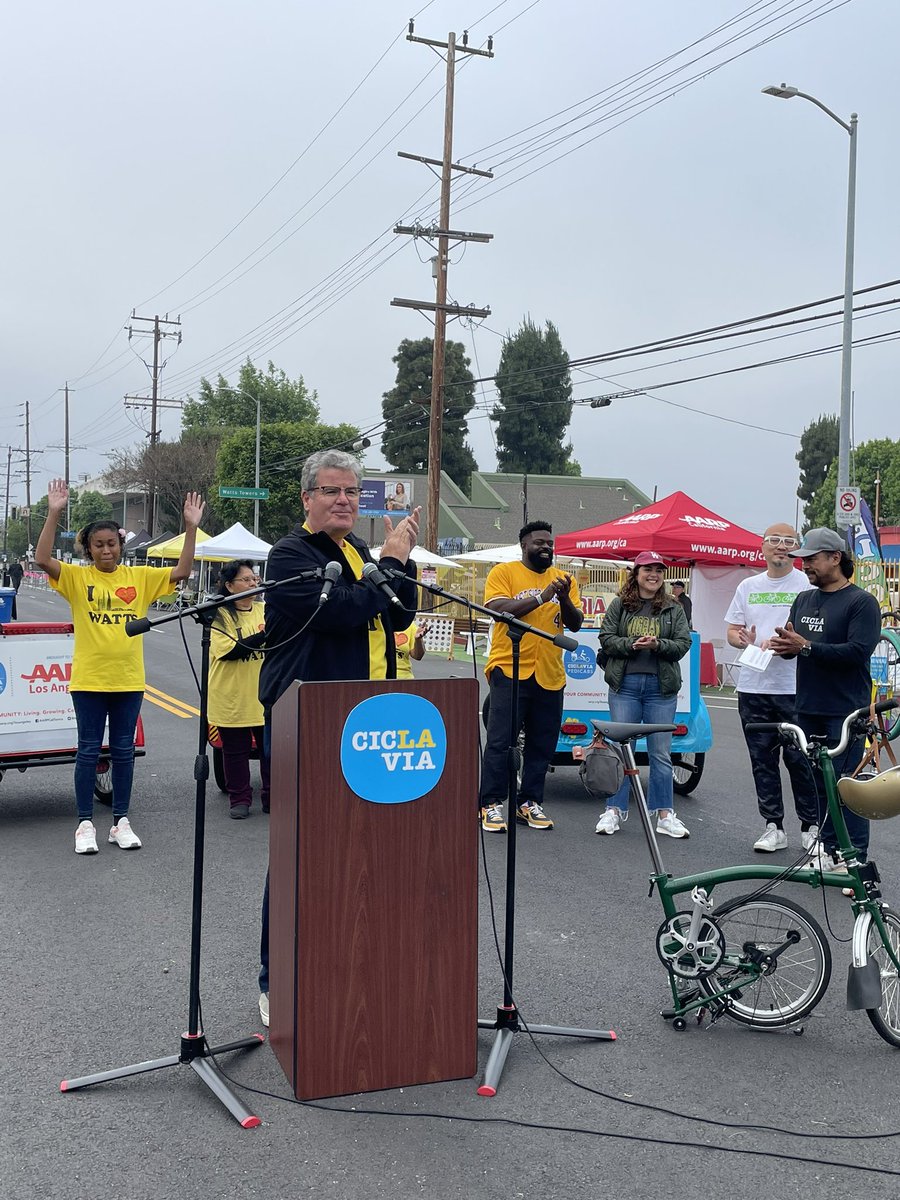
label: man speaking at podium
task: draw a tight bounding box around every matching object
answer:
[256,449,419,1026]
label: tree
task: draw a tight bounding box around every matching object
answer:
[71,490,113,529]
[2,518,27,559]
[796,414,839,525]
[215,420,361,542]
[106,432,223,534]
[182,360,318,432]
[381,338,478,492]
[492,318,578,475]
[804,438,900,530]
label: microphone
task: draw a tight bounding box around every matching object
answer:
[125,617,152,638]
[362,560,404,608]
[318,560,343,604]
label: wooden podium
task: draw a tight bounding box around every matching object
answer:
[268,677,479,1100]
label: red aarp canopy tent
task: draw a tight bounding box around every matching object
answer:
[555,491,766,568]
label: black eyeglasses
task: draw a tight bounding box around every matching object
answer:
[308,486,362,499]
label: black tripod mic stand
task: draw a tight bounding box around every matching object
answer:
[60,571,321,1127]
[384,571,616,1096]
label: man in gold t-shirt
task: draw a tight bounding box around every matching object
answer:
[480,521,583,832]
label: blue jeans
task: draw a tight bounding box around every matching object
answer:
[70,690,144,822]
[797,713,869,859]
[606,674,677,814]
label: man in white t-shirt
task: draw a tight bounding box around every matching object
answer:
[725,523,819,853]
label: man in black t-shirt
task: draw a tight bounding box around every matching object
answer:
[769,527,881,863]
[670,581,692,627]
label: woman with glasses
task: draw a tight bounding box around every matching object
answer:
[595,552,692,839]
[724,523,819,854]
[209,559,268,820]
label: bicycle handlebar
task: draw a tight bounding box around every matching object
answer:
[745,697,899,759]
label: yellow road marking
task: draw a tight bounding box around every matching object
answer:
[144,684,200,718]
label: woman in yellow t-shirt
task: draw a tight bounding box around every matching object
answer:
[208,560,268,819]
[35,478,204,855]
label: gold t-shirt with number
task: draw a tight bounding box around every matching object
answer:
[483,560,581,690]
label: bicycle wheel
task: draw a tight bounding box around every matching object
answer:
[94,761,113,805]
[871,629,900,741]
[699,894,831,1028]
[672,752,705,796]
[865,910,900,1048]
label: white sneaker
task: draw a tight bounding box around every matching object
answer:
[259,992,269,1028]
[657,811,690,839]
[595,808,622,835]
[75,820,98,855]
[753,823,787,853]
[800,825,819,852]
[806,843,847,873]
[108,817,142,850]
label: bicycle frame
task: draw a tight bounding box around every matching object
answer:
[616,709,900,1026]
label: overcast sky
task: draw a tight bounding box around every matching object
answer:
[3,0,897,535]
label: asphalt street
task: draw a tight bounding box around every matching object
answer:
[4,584,900,1199]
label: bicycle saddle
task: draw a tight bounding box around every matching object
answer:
[838,765,900,820]
[590,720,678,743]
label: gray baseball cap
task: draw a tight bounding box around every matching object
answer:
[795,527,846,558]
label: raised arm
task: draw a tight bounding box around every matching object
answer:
[34,479,67,582]
[170,491,205,583]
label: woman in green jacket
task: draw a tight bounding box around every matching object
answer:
[595,552,692,839]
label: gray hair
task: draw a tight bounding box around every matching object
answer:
[301,449,362,493]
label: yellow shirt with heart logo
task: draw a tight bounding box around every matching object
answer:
[51,563,175,691]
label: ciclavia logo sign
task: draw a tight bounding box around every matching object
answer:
[564,644,596,679]
[340,693,447,804]
[0,662,7,695]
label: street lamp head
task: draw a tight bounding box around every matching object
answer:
[762,83,799,99]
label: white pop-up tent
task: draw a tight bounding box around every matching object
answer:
[194,522,274,596]
[194,522,273,562]
[371,544,461,568]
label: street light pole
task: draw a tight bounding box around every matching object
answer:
[254,395,261,538]
[762,84,858,491]
[838,110,858,492]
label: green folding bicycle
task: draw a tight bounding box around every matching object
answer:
[591,697,900,1044]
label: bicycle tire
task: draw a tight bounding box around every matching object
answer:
[699,894,831,1028]
[94,762,113,805]
[865,909,900,1048]
[672,752,705,796]
[872,629,900,741]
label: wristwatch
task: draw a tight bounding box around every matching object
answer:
[799,641,812,657]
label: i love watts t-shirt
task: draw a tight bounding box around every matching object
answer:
[51,563,174,691]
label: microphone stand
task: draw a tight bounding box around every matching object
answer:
[383,570,616,1096]
[60,570,322,1127]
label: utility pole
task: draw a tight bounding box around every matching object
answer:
[126,313,182,536]
[64,383,70,535]
[47,384,88,550]
[3,447,10,557]
[392,23,493,551]
[25,402,32,555]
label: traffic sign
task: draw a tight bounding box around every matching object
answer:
[219,486,269,500]
[835,486,861,527]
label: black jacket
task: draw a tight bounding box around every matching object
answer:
[258,525,418,710]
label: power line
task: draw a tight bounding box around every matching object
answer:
[136,1,440,310]
[450,0,853,216]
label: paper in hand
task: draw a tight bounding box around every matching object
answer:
[737,644,775,672]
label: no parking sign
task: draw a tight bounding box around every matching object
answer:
[835,486,860,527]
